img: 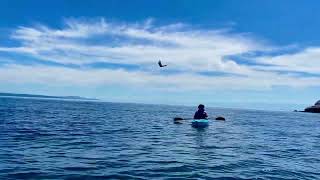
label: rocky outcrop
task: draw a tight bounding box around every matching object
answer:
[304,100,320,113]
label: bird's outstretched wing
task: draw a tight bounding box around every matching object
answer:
[158,60,167,67]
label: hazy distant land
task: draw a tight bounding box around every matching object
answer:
[0,93,98,101]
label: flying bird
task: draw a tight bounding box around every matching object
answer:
[158,60,167,67]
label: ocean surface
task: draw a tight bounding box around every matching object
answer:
[0,97,320,179]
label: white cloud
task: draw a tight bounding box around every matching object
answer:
[0,18,320,92]
[0,18,267,74]
[0,64,319,92]
[254,47,320,74]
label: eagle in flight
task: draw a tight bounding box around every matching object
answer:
[158,60,167,67]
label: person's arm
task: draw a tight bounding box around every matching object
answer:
[204,112,208,118]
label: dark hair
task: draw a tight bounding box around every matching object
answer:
[198,104,205,109]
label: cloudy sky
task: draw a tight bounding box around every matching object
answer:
[1,0,320,110]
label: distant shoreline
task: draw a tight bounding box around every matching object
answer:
[0,92,310,113]
[0,92,98,101]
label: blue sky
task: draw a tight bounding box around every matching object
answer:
[1,0,320,110]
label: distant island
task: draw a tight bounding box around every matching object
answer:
[303,100,320,113]
[0,92,98,101]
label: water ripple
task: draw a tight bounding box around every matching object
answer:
[0,97,320,179]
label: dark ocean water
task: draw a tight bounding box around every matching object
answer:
[0,97,320,180]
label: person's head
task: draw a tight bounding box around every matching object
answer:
[198,104,205,110]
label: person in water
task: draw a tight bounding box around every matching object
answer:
[194,104,208,119]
